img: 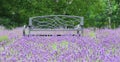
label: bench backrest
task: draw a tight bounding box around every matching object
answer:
[29,15,84,30]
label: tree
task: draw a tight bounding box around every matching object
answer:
[0,0,119,29]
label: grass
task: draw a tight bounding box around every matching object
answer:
[0,35,8,42]
[52,43,57,51]
[60,41,69,48]
[89,31,96,38]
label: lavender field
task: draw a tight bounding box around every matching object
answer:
[0,27,120,62]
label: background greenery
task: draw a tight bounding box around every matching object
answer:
[0,0,120,29]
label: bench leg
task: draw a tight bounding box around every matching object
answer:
[77,30,80,36]
[23,29,25,36]
[28,26,31,36]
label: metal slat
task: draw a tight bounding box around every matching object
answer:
[31,29,79,31]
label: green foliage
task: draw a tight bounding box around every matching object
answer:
[51,43,57,51]
[60,41,68,47]
[89,31,96,38]
[0,0,120,29]
[0,35,8,42]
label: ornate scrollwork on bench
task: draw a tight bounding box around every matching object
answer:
[23,15,84,36]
